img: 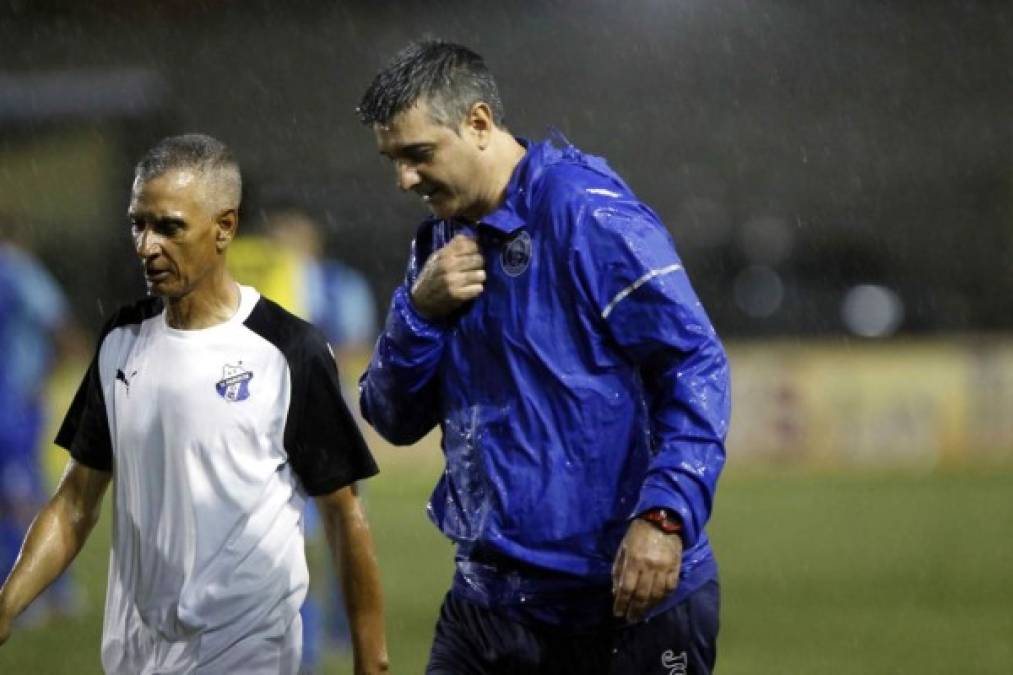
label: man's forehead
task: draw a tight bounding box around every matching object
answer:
[374,102,445,147]
[132,168,201,194]
[129,168,204,211]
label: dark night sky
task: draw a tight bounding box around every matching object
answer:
[1,0,1010,335]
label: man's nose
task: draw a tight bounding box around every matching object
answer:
[396,162,421,192]
[134,227,160,258]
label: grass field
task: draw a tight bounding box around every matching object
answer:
[2,451,1011,674]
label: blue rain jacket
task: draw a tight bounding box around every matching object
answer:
[360,136,730,629]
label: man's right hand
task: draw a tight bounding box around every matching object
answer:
[411,234,486,320]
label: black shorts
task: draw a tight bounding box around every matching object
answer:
[426,579,720,675]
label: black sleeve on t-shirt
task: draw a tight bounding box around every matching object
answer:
[245,297,379,496]
[54,297,164,473]
[55,352,113,472]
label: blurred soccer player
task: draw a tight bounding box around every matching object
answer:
[0,220,83,622]
[0,134,388,674]
[358,40,730,674]
[261,203,378,361]
[260,202,379,669]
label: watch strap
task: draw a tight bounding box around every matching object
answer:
[639,508,683,536]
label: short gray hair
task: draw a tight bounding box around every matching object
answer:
[134,133,241,208]
[357,39,505,129]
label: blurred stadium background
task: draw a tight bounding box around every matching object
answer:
[1,1,1011,673]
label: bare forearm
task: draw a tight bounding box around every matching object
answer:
[0,494,99,620]
[319,490,388,673]
[0,461,108,641]
[338,518,386,662]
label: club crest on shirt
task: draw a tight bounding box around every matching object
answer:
[500,230,532,277]
[215,362,253,402]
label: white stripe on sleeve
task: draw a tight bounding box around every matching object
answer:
[600,264,684,319]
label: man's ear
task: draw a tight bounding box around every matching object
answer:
[464,101,495,150]
[215,209,238,252]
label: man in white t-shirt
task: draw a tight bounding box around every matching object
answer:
[0,134,389,674]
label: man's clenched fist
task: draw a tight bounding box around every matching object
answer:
[411,234,486,319]
[612,518,682,623]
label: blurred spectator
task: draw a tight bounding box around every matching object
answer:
[259,204,378,672]
[0,216,84,623]
[262,204,377,361]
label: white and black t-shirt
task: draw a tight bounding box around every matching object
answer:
[56,285,378,674]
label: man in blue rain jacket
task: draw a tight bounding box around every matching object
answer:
[358,40,730,674]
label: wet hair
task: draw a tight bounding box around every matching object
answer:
[134,133,242,207]
[357,39,505,129]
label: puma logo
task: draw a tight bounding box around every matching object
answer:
[116,368,138,393]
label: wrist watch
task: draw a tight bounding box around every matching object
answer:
[639,508,683,536]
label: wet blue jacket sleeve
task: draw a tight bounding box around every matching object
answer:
[573,200,730,548]
[358,272,446,445]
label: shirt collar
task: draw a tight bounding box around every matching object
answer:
[479,137,535,235]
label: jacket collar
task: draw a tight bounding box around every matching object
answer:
[479,137,559,235]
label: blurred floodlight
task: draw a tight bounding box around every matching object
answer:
[674,196,733,248]
[738,215,793,265]
[841,284,904,337]
[734,265,784,318]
